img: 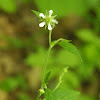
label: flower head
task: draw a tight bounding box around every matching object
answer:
[39,10,58,31]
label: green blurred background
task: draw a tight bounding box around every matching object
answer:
[0,0,100,100]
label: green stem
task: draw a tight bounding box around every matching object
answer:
[42,30,52,85]
[37,30,52,99]
[37,48,51,100]
[42,47,51,85]
[54,71,65,91]
[49,30,52,46]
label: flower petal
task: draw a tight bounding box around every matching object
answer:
[52,19,58,24]
[49,10,53,17]
[48,23,52,30]
[39,22,45,27]
[39,13,45,18]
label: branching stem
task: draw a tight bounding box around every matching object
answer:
[37,30,52,99]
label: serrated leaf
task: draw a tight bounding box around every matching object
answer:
[45,89,56,100]
[57,41,82,61]
[51,38,71,48]
[54,89,80,100]
[44,71,51,84]
[45,88,79,100]
[31,10,40,18]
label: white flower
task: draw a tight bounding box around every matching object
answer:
[52,19,58,24]
[39,22,45,27]
[49,10,53,17]
[48,23,52,30]
[39,10,58,30]
[39,13,45,18]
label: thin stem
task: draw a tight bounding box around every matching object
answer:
[54,67,68,91]
[49,30,52,46]
[37,30,52,99]
[54,71,65,91]
[42,47,51,85]
[42,30,52,85]
[37,47,51,100]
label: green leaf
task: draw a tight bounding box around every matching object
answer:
[54,89,80,100]
[57,41,82,61]
[45,88,56,100]
[55,49,80,67]
[45,88,80,100]
[44,71,51,84]
[51,38,71,48]
[31,10,41,18]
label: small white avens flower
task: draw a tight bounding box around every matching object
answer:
[48,23,52,30]
[52,19,58,24]
[39,10,58,31]
[39,13,45,18]
[49,10,53,17]
[39,22,45,27]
